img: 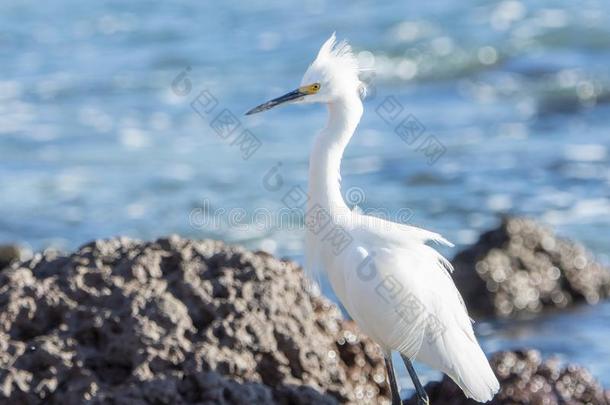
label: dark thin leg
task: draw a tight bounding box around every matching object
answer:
[384,355,402,405]
[401,354,429,405]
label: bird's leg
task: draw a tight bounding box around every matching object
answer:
[384,355,402,405]
[401,354,430,405]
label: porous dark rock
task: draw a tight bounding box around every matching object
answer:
[0,236,390,404]
[453,217,610,317]
[408,349,610,405]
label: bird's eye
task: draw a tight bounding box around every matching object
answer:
[312,83,320,90]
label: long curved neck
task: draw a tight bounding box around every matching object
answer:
[308,93,363,217]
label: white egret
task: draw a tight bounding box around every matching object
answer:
[246,33,500,404]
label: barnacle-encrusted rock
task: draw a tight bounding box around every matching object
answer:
[408,349,610,405]
[0,236,389,404]
[453,217,610,317]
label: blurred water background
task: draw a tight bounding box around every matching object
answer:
[1,0,609,391]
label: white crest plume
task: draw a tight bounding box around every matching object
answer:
[303,33,367,98]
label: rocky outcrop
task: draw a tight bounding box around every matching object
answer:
[0,236,390,404]
[409,349,610,405]
[453,217,610,317]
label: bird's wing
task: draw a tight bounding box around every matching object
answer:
[346,216,498,401]
[337,214,473,358]
[354,213,474,335]
[338,245,429,358]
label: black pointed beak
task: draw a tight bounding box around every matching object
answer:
[245,88,306,115]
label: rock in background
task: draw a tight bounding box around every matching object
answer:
[408,349,610,405]
[0,236,390,405]
[453,217,610,317]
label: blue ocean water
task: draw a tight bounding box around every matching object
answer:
[1,0,609,391]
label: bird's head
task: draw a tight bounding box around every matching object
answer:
[246,33,363,115]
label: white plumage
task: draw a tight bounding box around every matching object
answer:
[248,33,500,403]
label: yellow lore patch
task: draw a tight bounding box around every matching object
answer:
[299,83,321,95]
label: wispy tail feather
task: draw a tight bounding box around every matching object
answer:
[446,336,500,402]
